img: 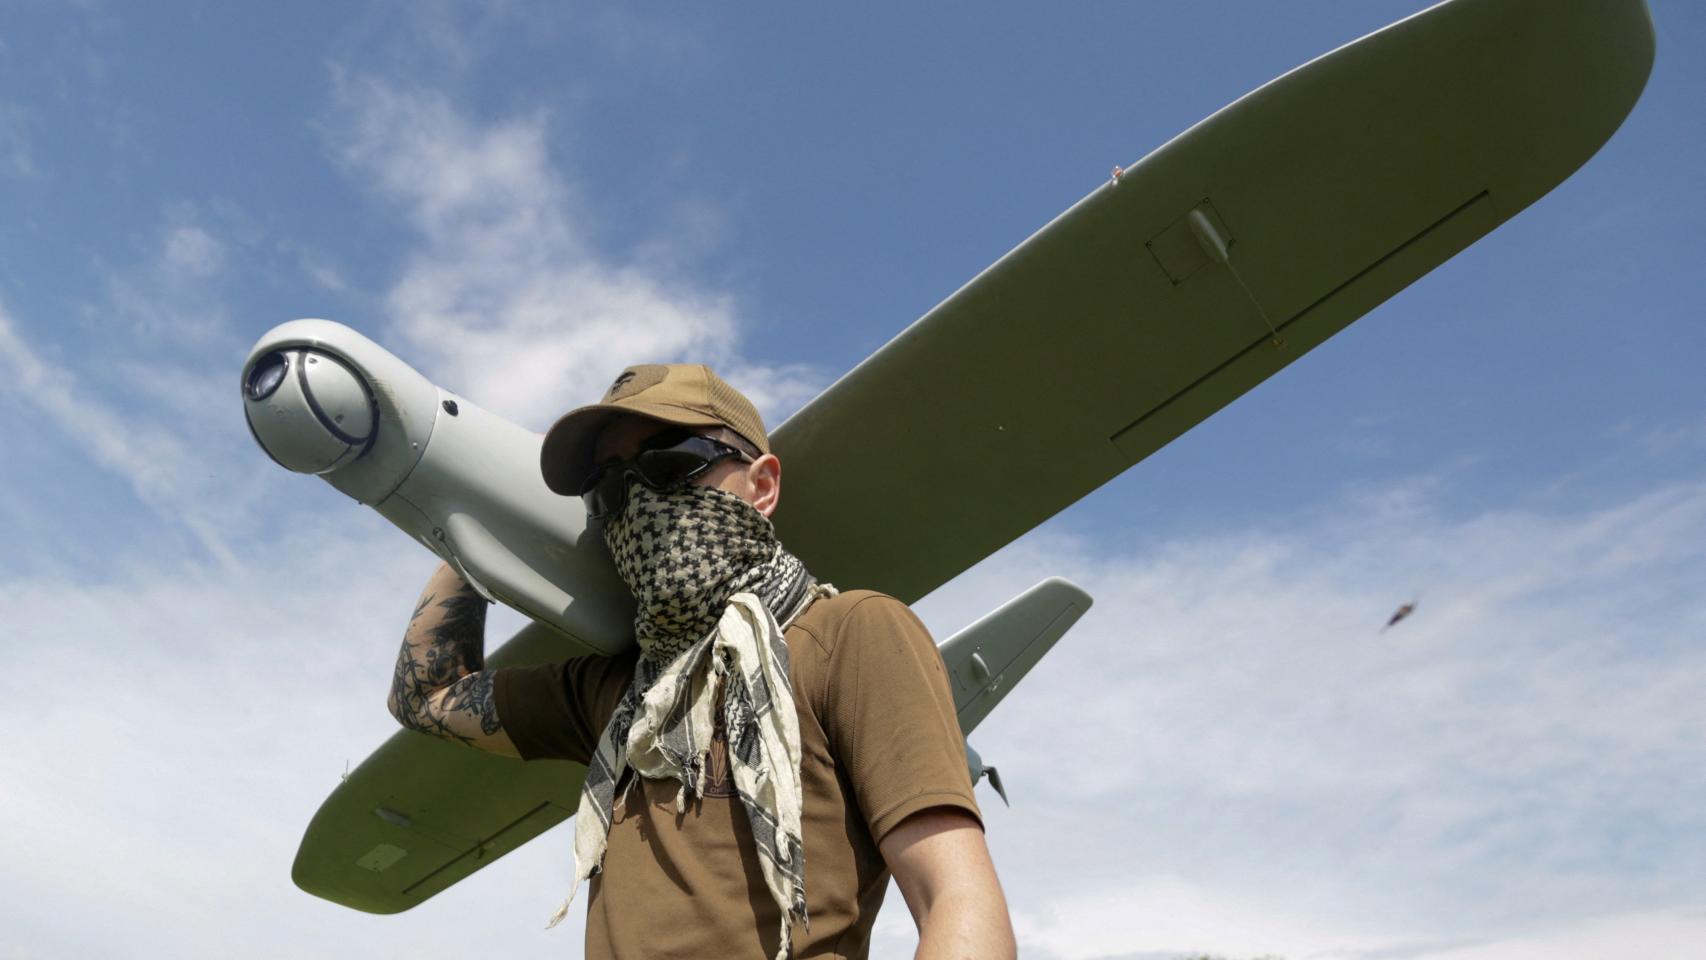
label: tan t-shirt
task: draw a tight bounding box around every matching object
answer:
[493,589,981,959]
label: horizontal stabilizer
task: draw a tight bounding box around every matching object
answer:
[939,577,1093,736]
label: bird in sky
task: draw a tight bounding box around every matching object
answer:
[1382,599,1419,633]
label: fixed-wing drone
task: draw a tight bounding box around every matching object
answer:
[241,0,1653,915]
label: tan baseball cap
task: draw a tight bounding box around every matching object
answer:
[540,363,770,495]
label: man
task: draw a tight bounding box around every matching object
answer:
[388,364,1016,959]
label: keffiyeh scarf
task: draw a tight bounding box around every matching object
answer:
[549,481,829,960]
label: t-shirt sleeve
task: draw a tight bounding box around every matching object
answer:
[493,653,635,763]
[821,594,982,844]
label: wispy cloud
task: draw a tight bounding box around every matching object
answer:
[286,242,355,295]
[914,474,1706,960]
[1387,906,1706,960]
[0,525,585,957]
[0,101,36,178]
[0,199,302,566]
[1632,415,1706,456]
[0,298,239,561]
[92,213,237,344]
[321,71,825,431]
[160,224,226,279]
[1011,877,1396,960]
[8,462,1703,959]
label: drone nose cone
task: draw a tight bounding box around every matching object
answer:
[242,348,376,474]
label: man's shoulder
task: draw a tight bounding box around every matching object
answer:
[788,588,923,658]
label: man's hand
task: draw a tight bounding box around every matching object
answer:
[386,562,519,757]
[880,806,1017,960]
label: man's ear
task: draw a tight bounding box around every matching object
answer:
[748,454,782,518]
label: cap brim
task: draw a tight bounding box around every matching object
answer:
[539,401,725,496]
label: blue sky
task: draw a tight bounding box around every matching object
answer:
[3,2,1705,958]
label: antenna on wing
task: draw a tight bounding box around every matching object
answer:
[965,744,1010,807]
[1187,207,1285,347]
[984,764,1009,808]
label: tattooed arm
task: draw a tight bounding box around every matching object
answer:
[387,562,520,758]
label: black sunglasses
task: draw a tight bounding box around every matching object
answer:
[578,430,753,520]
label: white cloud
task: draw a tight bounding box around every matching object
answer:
[916,476,1706,959]
[0,101,35,178]
[0,523,588,958]
[1012,877,1397,960]
[1005,881,1706,960]
[161,224,226,279]
[1634,415,1706,455]
[92,216,237,343]
[6,427,1706,958]
[291,246,353,294]
[1396,906,1706,960]
[322,72,825,431]
[0,299,240,561]
[0,207,310,567]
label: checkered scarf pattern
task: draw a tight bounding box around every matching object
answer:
[549,481,823,960]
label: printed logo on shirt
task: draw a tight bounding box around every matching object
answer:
[701,708,736,798]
